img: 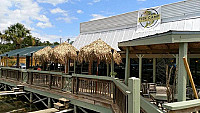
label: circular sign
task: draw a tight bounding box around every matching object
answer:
[138,9,160,28]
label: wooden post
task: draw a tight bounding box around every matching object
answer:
[48,97,51,108]
[0,56,1,66]
[31,53,33,68]
[88,60,92,75]
[6,54,8,67]
[153,58,156,83]
[128,77,140,113]
[17,54,20,68]
[74,59,76,74]
[65,57,68,74]
[74,105,77,113]
[107,63,109,76]
[30,92,33,103]
[183,57,198,99]
[178,43,188,101]
[125,47,130,85]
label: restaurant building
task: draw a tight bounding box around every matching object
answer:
[73,0,200,101]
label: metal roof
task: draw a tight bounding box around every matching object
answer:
[73,17,200,51]
[80,0,200,34]
[0,46,54,57]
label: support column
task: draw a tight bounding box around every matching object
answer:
[4,84,7,91]
[138,54,143,83]
[48,97,51,108]
[128,77,140,113]
[74,105,77,113]
[153,58,156,83]
[177,43,188,101]
[30,92,33,103]
[176,54,179,94]
[111,53,114,77]
[125,47,130,85]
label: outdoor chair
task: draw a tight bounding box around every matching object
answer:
[141,83,148,97]
[147,83,157,95]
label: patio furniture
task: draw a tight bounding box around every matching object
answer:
[147,83,156,94]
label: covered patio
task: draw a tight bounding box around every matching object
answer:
[119,30,200,102]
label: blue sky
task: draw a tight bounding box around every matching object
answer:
[0,0,182,43]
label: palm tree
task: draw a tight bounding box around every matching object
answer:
[4,23,30,48]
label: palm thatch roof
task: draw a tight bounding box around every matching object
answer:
[78,39,122,64]
[33,46,52,62]
[51,42,78,64]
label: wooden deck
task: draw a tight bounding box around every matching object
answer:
[0,91,26,96]
[28,108,59,113]
[0,67,130,113]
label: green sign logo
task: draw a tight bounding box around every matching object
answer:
[138,9,160,28]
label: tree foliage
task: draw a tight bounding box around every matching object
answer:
[0,23,61,55]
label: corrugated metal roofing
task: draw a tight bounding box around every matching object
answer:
[73,17,200,51]
[80,0,200,33]
[0,46,55,57]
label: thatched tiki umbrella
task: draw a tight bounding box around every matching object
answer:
[51,42,77,73]
[78,39,122,76]
[34,46,52,70]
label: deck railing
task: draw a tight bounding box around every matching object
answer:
[163,99,200,113]
[0,67,140,113]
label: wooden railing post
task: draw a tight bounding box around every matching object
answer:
[128,77,140,113]
[0,68,2,78]
[76,76,79,94]
[49,74,52,89]
[29,72,33,85]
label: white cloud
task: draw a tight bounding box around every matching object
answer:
[50,8,67,14]
[137,0,146,1]
[0,0,52,31]
[37,0,69,6]
[32,32,77,43]
[93,0,100,3]
[51,8,77,23]
[90,14,106,21]
[88,0,101,5]
[56,17,77,23]
[77,10,83,14]
[36,22,53,28]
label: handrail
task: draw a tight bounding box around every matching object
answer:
[0,67,135,113]
[140,96,164,113]
[72,74,113,81]
[113,78,130,94]
[163,99,200,112]
[73,74,130,94]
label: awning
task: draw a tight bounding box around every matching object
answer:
[0,46,55,57]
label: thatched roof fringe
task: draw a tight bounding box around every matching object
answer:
[50,42,78,64]
[78,39,122,64]
[33,46,52,62]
